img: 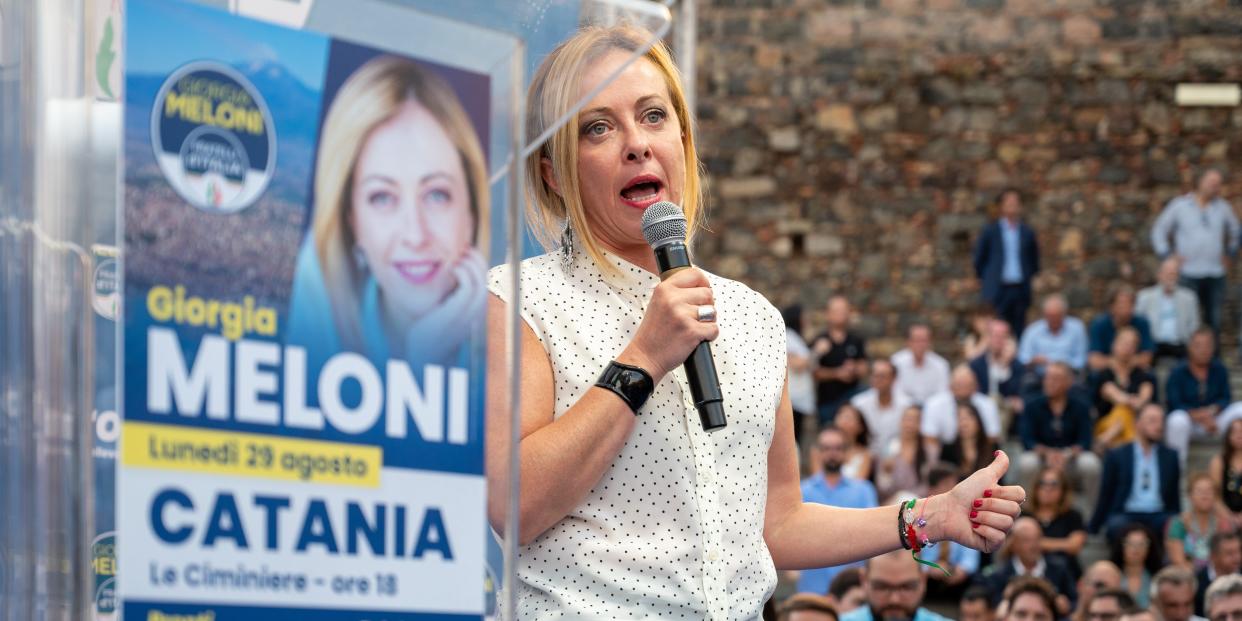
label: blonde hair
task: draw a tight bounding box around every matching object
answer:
[312,56,488,351]
[525,25,704,272]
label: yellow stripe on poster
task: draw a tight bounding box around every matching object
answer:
[122,421,381,487]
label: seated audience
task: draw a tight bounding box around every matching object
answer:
[1167,328,1242,465]
[891,324,951,406]
[1090,404,1181,543]
[797,426,880,595]
[976,517,1076,615]
[1196,532,1242,617]
[1151,566,1206,621]
[1085,589,1139,621]
[778,594,839,621]
[1023,465,1087,580]
[829,568,867,614]
[877,406,930,502]
[961,585,997,621]
[1074,561,1124,621]
[920,464,982,601]
[834,404,874,481]
[813,295,868,423]
[851,359,911,458]
[1001,576,1061,621]
[1018,293,1089,376]
[1205,575,1242,621]
[1018,362,1101,504]
[1167,473,1234,573]
[840,550,951,621]
[922,365,1001,456]
[1135,257,1200,363]
[1091,327,1156,451]
[940,402,998,478]
[970,319,1025,421]
[785,304,818,448]
[1209,419,1242,523]
[1089,285,1155,371]
[1113,524,1164,609]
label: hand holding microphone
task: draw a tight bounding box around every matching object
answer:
[627,201,728,432]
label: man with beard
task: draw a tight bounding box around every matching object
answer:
[796,426,880,596]
[840,549,950,621]
[1090,404,1181,544]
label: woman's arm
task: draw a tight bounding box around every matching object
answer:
[1039,531,1087,555]
[1100,381,1129,406]
[763,382,1023,570]
[1166,531,1190,569]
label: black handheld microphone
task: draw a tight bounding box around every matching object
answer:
[641,201,727,432]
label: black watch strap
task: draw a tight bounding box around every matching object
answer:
[595,360,654,415]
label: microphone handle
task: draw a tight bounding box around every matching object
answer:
[653,241,728,432]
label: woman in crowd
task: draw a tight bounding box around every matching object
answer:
[1110,524,1163,608]
[877,405,930,501]
[1166,472,1233,571]
[1210,418,1242,523]
[940,403,996,479]
[288,55,488,370]
[834,403,873,481]
[484,24,1023,617]
[961,306,1004,361]
[1022,466,1086,579]
[1091,327,1155,450]
[784,304,817,453]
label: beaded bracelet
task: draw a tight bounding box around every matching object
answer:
[899,498,952,576]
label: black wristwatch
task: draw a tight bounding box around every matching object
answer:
[595,360,654,415]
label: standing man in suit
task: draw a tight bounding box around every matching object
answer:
[975,188,1041,338]
[1089,403,1182,544]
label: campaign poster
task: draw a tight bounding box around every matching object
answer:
[119,0,491,618]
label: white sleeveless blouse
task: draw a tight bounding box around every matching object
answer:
[488,248,787,620]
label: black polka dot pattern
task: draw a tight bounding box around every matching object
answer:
[488,248,787,620]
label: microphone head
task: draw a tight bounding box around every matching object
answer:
[641,201,687,248]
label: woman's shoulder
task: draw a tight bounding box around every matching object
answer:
[701,268,781,318]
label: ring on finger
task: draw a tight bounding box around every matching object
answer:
[697,304,717,323]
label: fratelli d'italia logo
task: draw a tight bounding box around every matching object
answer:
[151,61,275,213]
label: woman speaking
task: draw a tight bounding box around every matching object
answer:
[485,26,1024,619]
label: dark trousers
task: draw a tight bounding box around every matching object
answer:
[1181,275,1224,336]
[1154,342,1187,362]
[1104,511,1176,545]
[992,283,1031,338]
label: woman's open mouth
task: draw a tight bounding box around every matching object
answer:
[619,175,664,209]
[393,260,441,285]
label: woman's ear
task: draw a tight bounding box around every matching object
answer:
[540,156,561,197]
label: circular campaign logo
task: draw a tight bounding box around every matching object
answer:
[151,61,275,213]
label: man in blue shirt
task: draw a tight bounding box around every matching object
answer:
[1089,403,1181,544]
[797,426,880,595]
[974,188,1040,337]
[1018,294,1089,378]
[1166,328,1242,465]
[840,550,951,621]
[1088,285,1155,371]
[1018,362,1101,508]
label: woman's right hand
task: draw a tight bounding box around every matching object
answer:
[617,267,718,382]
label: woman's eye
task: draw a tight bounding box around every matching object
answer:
[368,190,398,209]
[425,188,452,206]
[586,122,608,137]
[644,109,666,124]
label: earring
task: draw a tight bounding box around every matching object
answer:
[560,222,575,271]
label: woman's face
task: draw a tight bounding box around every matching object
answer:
[957,406,979,439]
[1123,531,1149,565]
[1191,479,1217,512]
[350,102,474,320]
[836,407,862,442]
[901,407,920,437]
[1035,471,1063,508]
[569,50,686,253]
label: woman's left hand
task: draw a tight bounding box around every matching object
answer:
[926,450,1024,554]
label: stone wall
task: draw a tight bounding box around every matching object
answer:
[692,0,1242,356]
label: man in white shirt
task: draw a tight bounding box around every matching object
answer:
[921,365,1001,453]
[850,359,911,457]
[1135,257,1200,362]
[891,324,951,406]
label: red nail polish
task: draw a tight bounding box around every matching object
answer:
[983,489,993,498]
[973,499,983,508]
[972,523,980,529]
[970,510,978,519]
[994,450,1001,457]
